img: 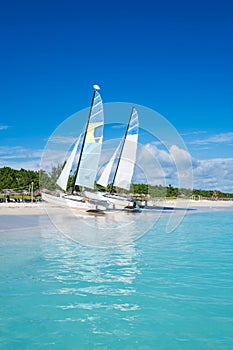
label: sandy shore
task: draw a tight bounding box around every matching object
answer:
[152,199,233,209]
[1,199,233,216]
[0,202,49,215]
[1,199,232,234]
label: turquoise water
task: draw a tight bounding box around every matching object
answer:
[1,210,233,349]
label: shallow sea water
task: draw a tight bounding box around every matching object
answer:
[1,209,233,349]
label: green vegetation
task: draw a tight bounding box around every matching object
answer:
[96,182,233,199]
[0,166,63,193]
[0,166,233,200]
[192,188,233,199]
[0,167,40,192]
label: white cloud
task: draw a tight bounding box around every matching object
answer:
[192,158,233,192]
[0,159,42,171]
[169,145,192,169]
[134,142,233,192]
[0,146,43,170]
[134,143,193,188]
[48,135,77,145]
[189,132,233,145]
[181,130,207,137]
[0,125,9,130]
[135,144,166,185]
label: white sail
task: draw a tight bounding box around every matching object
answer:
[75,91,104,189]
[97,144,121,187]
[114,108,139,190]
[56,136,81,191]
[97,107,139,191]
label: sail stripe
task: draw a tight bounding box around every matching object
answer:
[97,107,139,190]
[75,90,104,189]
[114,108,139,190]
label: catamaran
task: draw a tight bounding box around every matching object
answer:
[96,106,141,211]
[43,85,109,210]
[43,85,140,213]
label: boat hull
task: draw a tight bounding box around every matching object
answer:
[42,192,109,211]
[42,192,141,213]
[42,192,90,210]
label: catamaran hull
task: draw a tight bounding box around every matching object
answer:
[98,193,141,211]
[42,193,91,210]
[42,192,141,213]
[83,191,128,210]
[42,192,110,211]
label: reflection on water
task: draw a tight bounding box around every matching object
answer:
[2,210,233,349]
[37,230,141,338]
[1,227,144,347]
[40,229,140,306]
[45,205,164,247]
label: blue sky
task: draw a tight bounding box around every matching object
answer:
[0,0,232,192]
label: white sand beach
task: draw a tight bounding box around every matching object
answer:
[1,199,233,216]
[0,202,49,216]
[154,199,233,209]
[1,199,232,246]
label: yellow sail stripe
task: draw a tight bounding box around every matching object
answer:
[86,122,103,144]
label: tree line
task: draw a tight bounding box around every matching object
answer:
[0,167,40,192]
[0,166,233,199]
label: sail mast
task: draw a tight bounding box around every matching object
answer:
[72,85,100,193]
[109,106,135,194]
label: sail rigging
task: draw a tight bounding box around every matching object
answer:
[56,135,81,191]
[74,89,104,189]
[56,85,104,192]
[97,144,120,188]
[98,107,139,191]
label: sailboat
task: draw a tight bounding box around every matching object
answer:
[44,85,109,211]
[43,87,141,213]
[97,107,141,212]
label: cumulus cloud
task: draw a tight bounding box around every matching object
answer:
[134,142,193,188]
[169,145,192,169]
[135,142,233,192]
[135,143,167,185]
[192,158,233,192]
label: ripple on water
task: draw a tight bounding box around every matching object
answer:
[1,210,233,349]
